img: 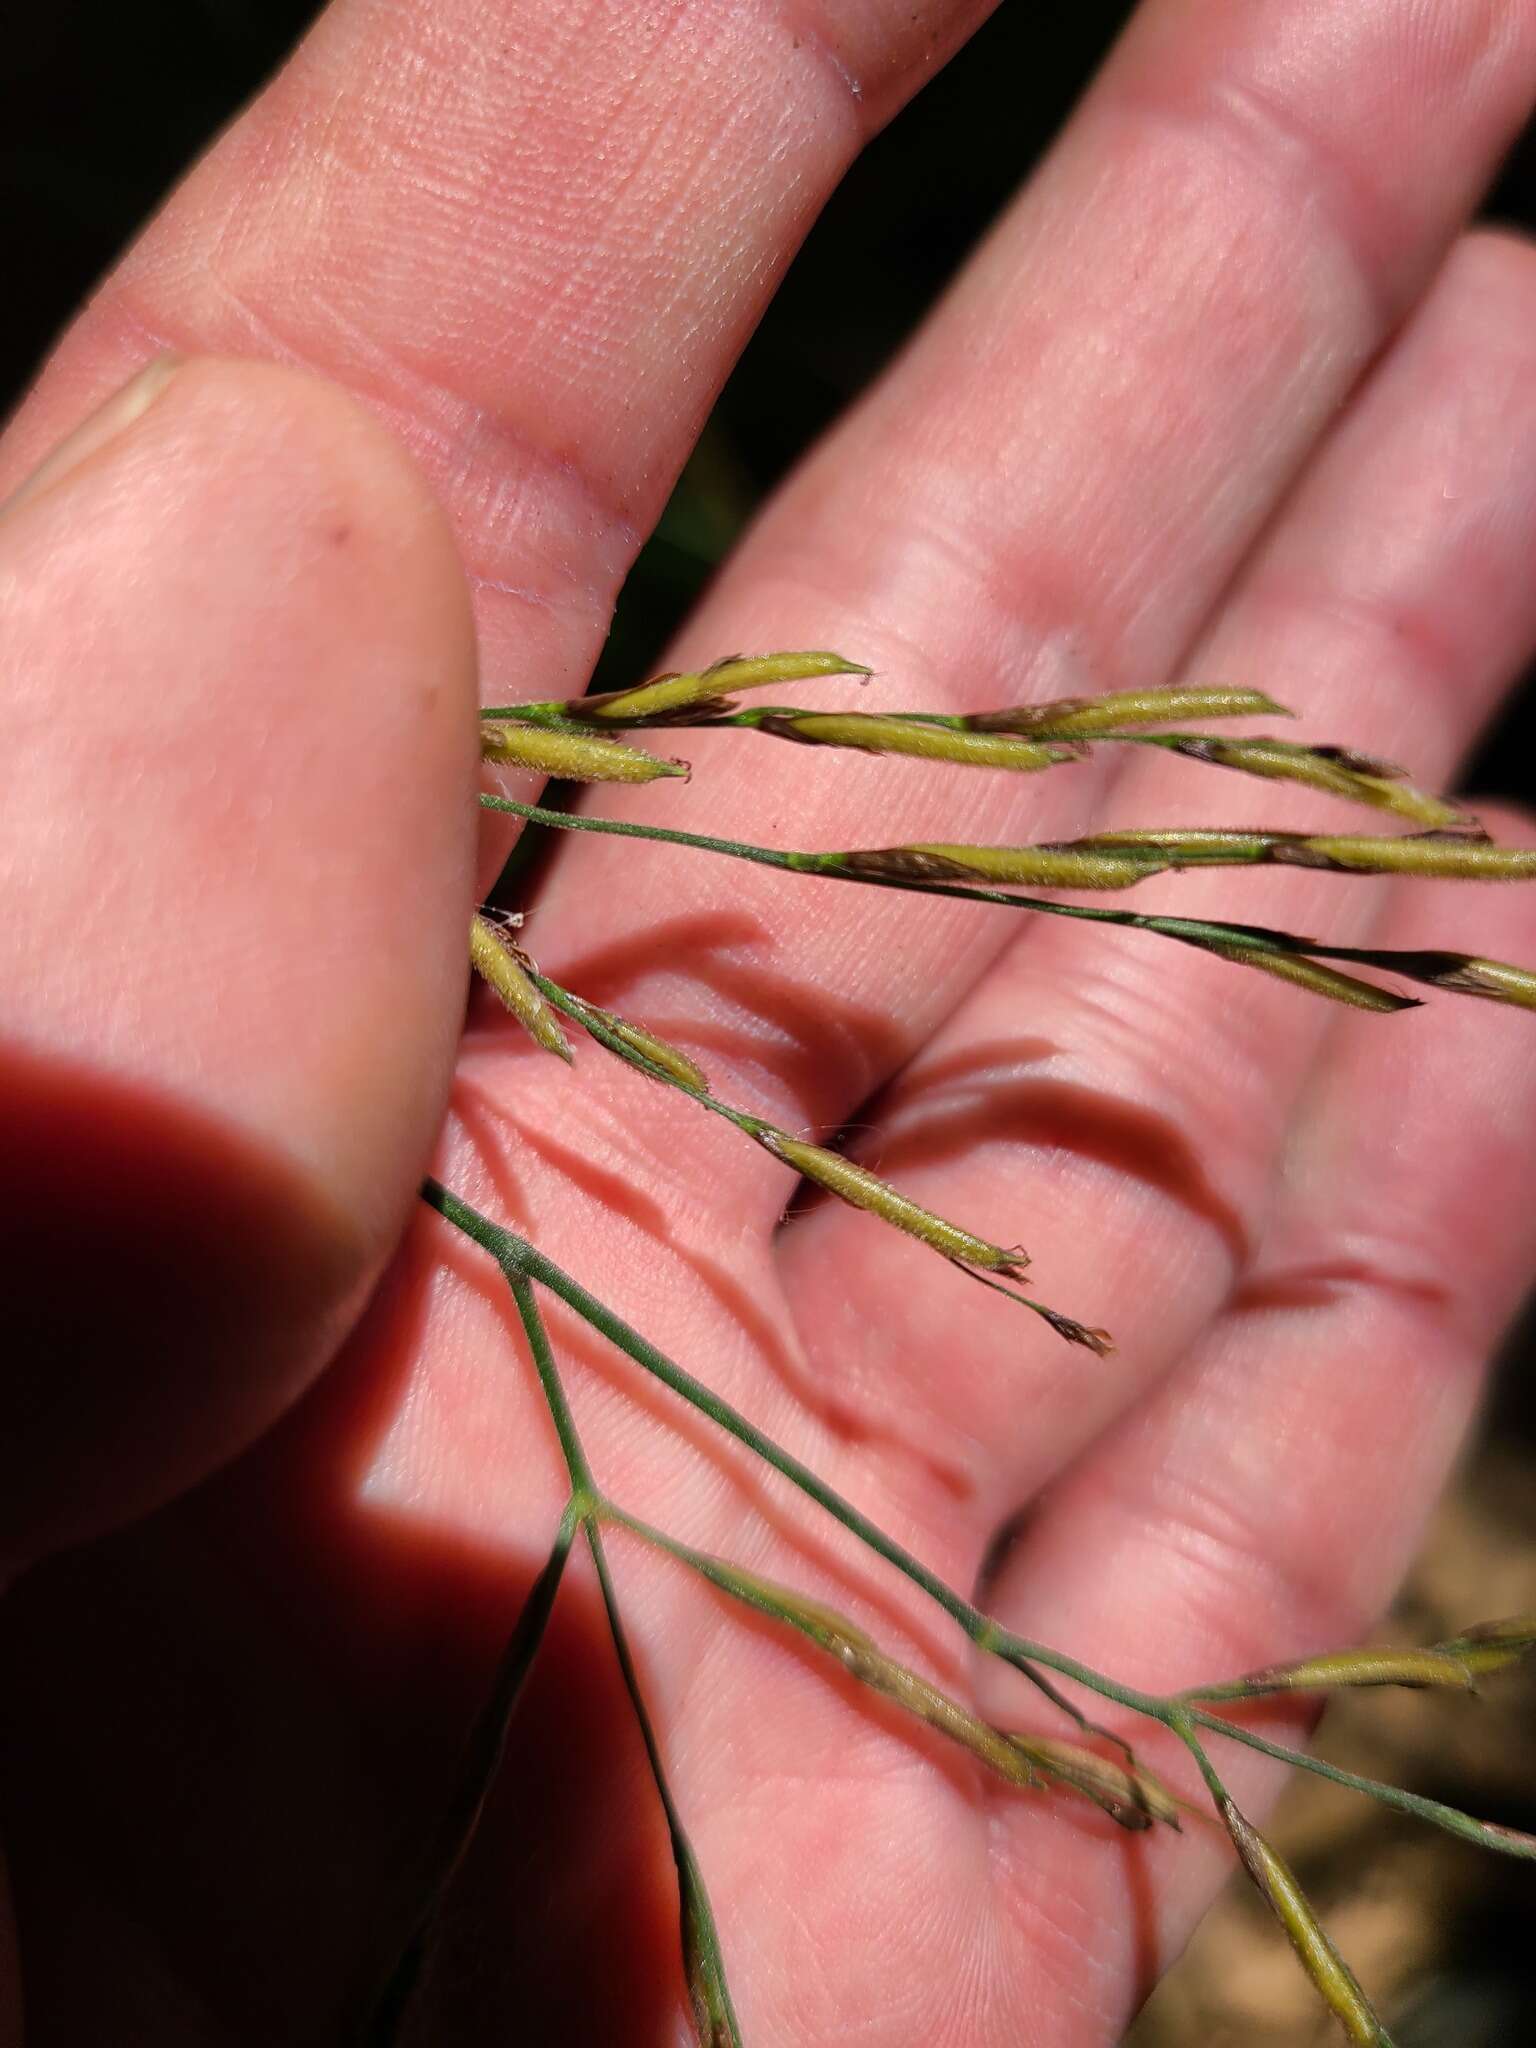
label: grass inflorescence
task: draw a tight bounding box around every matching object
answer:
[365,653,1536,2046]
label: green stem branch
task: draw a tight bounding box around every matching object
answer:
[1184,1705,1536,1860]
[478,793,1445,980]
[426,1184,1536,1887]
[424,1180,1159,1726]
[357,1496,582,2045]
[505,1257,743,2042]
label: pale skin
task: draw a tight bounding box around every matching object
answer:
[3,0,1536,2039]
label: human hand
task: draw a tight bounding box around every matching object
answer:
[4,2,1536,2040]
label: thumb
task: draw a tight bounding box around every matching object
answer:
[0,357,479,1570]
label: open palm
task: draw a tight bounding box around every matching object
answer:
[5,1,1536,2040]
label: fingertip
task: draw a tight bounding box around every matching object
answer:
[0,355,480,1559]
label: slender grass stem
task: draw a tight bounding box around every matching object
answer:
[1168,1712,1228,1805]
[519,965,1108,1351]
[458,659,1536,2046]
[477,793,1470,998]
[430,1186,1536,1860]
[1184,1705,1536,1860]
[1169,1716,1398,2045]
[506,1266,742,2042]
[584,1516,744,2043]
[425,1179,1536,1899]
[522,969,762,1132]
[357,1497,582,2045]
[509,1271,597,1497]
[424,1180,1160,1723]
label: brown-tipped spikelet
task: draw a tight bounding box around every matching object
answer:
[1163,735,1465,828]
[841,840,1169,889]
[753,1128,1112,1352]
[1219,1795,1391,2044]
[1031,1304,1115,1355]
[1188,1646,1480,1703]
[1004,1735,1183,1830]
[682,1549,1163,1810]
[754,1127,1029,1273]
[1433,1615,1536,1676]
[480,720,687,783]
[469,916,573,1061]
[1416,957,1536,1009]
[577,650,870,724]
[971,684,1289,736]
[841,829,1536,895]
[1187,939,1419,1014]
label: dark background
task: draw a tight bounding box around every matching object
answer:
[4,6,1535,2042]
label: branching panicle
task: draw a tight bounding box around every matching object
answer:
[412,655,1536,2044]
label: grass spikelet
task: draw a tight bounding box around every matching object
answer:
[599,1015,709,1093]
[1003,1734,1183,1829]
[756,712,1080,771]
[1177,935,1419,1012]
[1415,957,1536,1008]
[1186,1646,1481,1702]
[659,1538,1174,1813]
[970,684,1290,735]
[754,1127,1028,1273]
[679,1849,742,2048]
[839,827,1532,893]
[481,719,688,782]
[841,839,1174,888]
[469,916,573,1061]
[1274,832,1536,878]
[1217,1794,1393,2045]
[1432,1615,1536,1677]
[1159,734,1466,827]
[574,650,870,724]
[754,1128,1112,1352]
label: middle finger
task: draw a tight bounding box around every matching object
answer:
[779,226,1536,1518]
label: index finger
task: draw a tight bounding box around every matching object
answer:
[0,0,997,690]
